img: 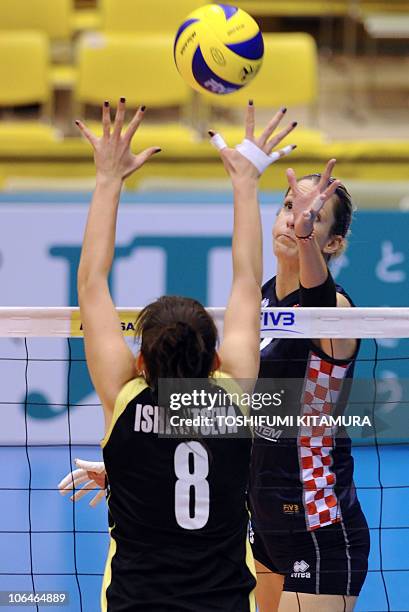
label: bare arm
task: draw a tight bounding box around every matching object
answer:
[76,99,160,428]
[220,177,262,383]
[287,159,356,360]
[215,104,297,382]
[297,239,356,359]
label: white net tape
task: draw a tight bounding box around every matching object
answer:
[0,307,408,338]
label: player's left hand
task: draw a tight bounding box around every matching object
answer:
[286,158,342,239]
[58,458,107,508]
[209,102,297,183]
[75,98,162,182]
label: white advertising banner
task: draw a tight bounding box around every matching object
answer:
[0,199,278,445]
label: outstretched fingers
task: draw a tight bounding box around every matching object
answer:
[245,100,255,140]
[113,97,126,139]
[310,180,341,217]
[266,121,297,154]
[318,158,337,191]
[71,481,98,502]
[259,107,287,147]
[286,167,298,193]
[318,179,342,209]
[58,473,89,494]
[208,130,228,151]
[124,105,146,145]
[208,130,232,172]
[270,144,297,162]
[309,195,326,217]
[102,100,111,139]
[75,119,98,148]
[131,146,162,173]
[75,458,105,473]
[90,489,106,507]
[58,468,85,490]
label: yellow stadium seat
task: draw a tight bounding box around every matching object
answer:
[237,1,349,17]
[355,1,409,14]
[206,33,318,109]
[0,32,50,106]
[0,31,60,142]
[0,122,61,143]
[0,0,73,40]
[0,137,409,189]
[204,33,324,146]
[72,8,102,33]
[76,33,191,107]
[75,33,195,151]
[100,0,205,32]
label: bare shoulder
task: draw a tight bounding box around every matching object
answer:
[336,292,353,308]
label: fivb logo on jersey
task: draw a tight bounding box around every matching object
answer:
[260,298,311,338]
[260,299,296,327]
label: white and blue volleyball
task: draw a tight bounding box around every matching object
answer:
[174,4,264,95]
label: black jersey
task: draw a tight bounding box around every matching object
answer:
[249,277,362,533]
[101,374,256,612]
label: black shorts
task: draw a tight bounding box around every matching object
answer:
[251,508,370,596]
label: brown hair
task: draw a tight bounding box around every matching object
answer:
[135,296,218,390]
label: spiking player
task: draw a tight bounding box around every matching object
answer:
[250,164,370,612]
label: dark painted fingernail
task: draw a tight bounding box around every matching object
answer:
[141,105,146,111]
[104,100,109,107]
[154,148,162,153]
[248,99,254,106]
[208,130,215,137]
[74,120,80,125]
[292,121,298,127]
[292,144,297,149]
[281,107,287,113]
[120,97,126,103]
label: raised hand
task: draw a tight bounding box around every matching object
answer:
[209,103,297,184]
[75,98,161,182]
[286,158,342,239]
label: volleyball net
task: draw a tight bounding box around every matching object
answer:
[1,307,409,612]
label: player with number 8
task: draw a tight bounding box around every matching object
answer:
[62,99,296,610]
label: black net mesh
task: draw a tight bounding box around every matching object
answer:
[1,333,408,611]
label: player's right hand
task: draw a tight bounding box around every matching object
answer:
[75,98,162,182]
[286,158,342,239]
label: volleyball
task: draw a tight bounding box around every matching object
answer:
[173,3,264,95]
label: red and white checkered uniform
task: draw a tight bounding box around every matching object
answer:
[298,353,349,530]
